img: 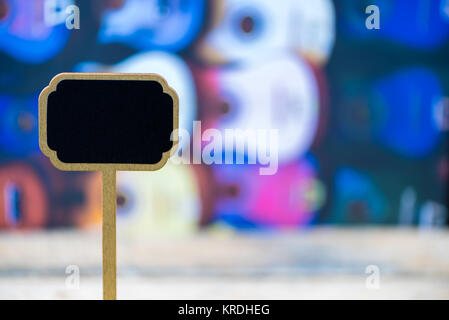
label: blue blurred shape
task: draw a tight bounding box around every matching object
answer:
[4,182,21,226]
[372,68,442,157]
[332,167,386,223]
[0,94,39,157]
[340,0,449,49]
[98,0,206,51]
[0,0,72,63]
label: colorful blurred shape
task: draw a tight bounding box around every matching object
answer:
[372,68,443,157]
[0,162,48,229]
[71,172,102,228]
[197,0,335,65]
[116,163,201,236]
[98,0,206,51]
[212,160,325,229]
[340,0,449,49]
[337,68,444,157]
[194,52,320,164]
[332,167,386,224]
[0,0,72,63]
[0,94,39,157]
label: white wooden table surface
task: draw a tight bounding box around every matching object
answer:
[0,227,448,299]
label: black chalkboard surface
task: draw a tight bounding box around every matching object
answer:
[39,73,179,171]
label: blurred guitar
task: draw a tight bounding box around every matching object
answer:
[206,159,325,229]
[196,0,335,65]
[115,163,201,236]
[192,52,321,164]
[70,162,202,235]
[336,67,445,157]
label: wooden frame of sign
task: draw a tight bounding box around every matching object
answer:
[39,73,179,300]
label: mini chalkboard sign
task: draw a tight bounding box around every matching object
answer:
[39,73,179,300]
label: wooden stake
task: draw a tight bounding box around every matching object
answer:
[102,169,116,300]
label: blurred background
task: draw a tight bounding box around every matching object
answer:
[0,0,448,299]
